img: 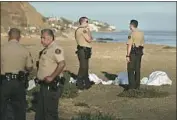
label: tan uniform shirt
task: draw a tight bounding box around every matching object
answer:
[37,41,65,80]
[1,39,33,75]
[127,29,144,46]
[75,25,92,48]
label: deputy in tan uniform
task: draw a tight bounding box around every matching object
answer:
[0,28,33,120]
[35,29,66,120]
[75,16,93,90]
[126,20,144,90]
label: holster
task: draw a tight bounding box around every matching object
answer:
[130,45,144,55]
[0,71,29,89]
[35,76,64,91]
[49,76,60,90]
[76,45,92,59]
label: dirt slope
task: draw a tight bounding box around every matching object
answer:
[1,2,45,28]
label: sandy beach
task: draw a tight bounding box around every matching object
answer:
[1,36,176,120]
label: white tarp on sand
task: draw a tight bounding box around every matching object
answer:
[69,73,113,85]
[141,71,172,86]
[27,71,172,91]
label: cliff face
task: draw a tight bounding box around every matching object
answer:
[1,2,45,29]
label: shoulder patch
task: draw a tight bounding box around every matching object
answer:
[55,48,61,54]
[83,30,87,33]
[128,35,131,39]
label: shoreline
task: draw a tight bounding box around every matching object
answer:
[92,40,176,48]
[1,36,176,48]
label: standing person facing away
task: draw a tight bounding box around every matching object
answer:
[75,16,93,91]
[0,28,33,120]
[126,20,144,90]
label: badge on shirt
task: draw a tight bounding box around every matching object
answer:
[128,35,131,39]
[55,49,61,54]
[83,30,87,33]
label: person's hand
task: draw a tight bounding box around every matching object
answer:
[44,76,54,83]
[91,36,93,40]
[126,56,130,63]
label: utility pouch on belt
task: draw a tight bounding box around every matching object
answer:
[18,71,29,89]
[76,45,92,59]
[49,76,61,91]
[4,73,18,81]
[84,47,92,59]
[130,44,137,55]
[130,44,144,55]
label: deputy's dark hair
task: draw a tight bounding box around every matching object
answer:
[130,20,138,28]
[79,16,88,25]
[8,28,21,37]
[41,29,55,40]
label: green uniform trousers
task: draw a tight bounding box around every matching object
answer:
[35,83,60,120]
[127,54,142,89]
[0,79,26,120]
[77,48,92,90]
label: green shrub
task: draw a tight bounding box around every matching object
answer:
[61,71,78,98]
[26,85,40,112]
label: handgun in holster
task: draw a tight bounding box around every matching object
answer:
[130,44,144,55]
[18,71,29,89]
[130,43,137,54]
[84,47,92,59]
[49,76,61,91]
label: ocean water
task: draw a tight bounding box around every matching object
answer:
[92,31,176,47]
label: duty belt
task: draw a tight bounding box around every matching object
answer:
[1,73,19,81]
[130,45,144,55]
[77,45,91,50]
[34,77,60,91]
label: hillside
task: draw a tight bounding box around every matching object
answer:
[1,2,45,30]
[0,2,116,35]
[45,16,116,32]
